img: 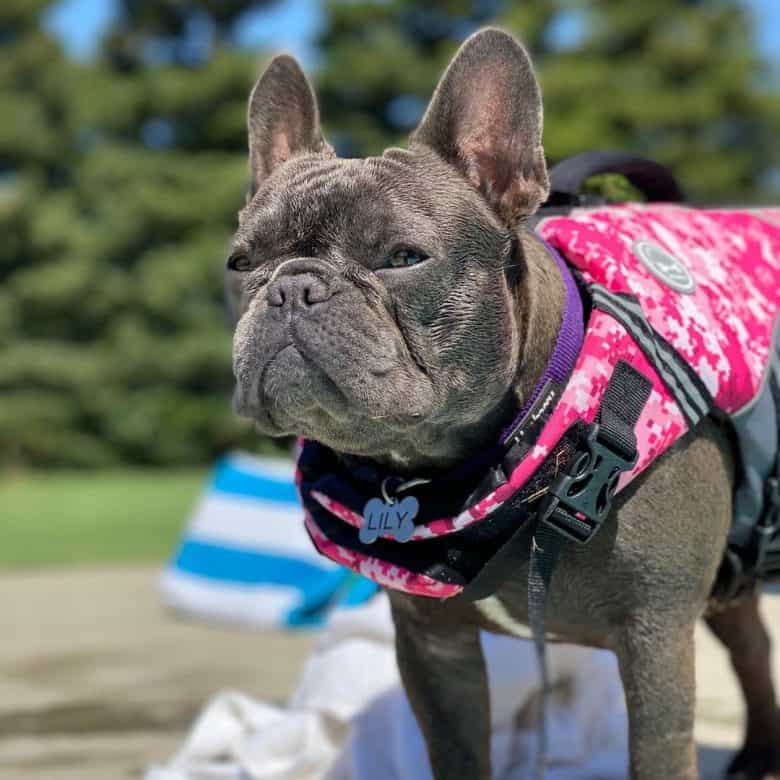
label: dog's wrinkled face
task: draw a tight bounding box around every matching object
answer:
[230,29,549,468]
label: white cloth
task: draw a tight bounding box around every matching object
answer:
[146,594,628,780]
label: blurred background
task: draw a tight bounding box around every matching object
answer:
[1,1,780,778]
[2,0,780,564]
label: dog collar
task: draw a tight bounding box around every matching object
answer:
[498,237,585,458]
[295,239,590,595]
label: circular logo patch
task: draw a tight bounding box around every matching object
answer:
[633,240,695,294]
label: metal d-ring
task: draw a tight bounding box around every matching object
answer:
[380,477,394,505]
[380,476,432,504]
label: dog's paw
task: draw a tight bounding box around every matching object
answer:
[726,745,780,779]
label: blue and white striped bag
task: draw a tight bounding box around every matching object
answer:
[160,451,378,628]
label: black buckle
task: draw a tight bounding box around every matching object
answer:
[754,476,780,579]
[538,425,638,544]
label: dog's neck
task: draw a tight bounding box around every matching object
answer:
[509,231,568,425]
[355,229,567,476]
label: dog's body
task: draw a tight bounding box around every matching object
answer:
[229,29,780,779]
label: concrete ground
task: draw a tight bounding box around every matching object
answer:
[0,566,774,779]
[0,567,315,780]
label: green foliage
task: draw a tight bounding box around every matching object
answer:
[2,0,778,468]
[583,174,646,203]
[318,0,780,202]
[1,2,277,468]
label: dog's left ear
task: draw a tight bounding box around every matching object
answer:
[410,28,548,224]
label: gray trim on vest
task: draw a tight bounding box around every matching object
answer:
[589,285,711,427]
[730,318,780,547]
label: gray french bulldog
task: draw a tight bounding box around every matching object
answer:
[228,28,780,780]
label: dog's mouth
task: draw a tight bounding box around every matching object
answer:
[234,343,323,430]
[232,281,439,445]
[236,343,435,440]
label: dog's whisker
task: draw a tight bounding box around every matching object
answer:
[553,450,566,478]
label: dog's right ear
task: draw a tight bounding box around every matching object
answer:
[247,55,332,194]
[410,28,548,225]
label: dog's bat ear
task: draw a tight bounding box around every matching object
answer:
[247,55,333,194]
[410,28,549,224]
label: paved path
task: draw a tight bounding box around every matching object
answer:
[0,566,776,778]
[0,566,314,780]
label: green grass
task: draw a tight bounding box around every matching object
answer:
[0,468,207,569]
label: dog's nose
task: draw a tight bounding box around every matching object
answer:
[266,272,333,308]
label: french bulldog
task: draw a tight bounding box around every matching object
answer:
[228,28,780,780]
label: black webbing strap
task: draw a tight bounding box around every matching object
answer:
[528,360,652,778]
[596,360,655,460]
[527,520,562,779]
[590,285,712,429]
[459,433,583,603]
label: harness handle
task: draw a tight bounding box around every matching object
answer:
[544,149,685,207]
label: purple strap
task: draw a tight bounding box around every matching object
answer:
[500,239,585,444]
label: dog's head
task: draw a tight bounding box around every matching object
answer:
[229,28,550,470]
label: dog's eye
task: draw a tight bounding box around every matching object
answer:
[385,248,429,269]
[227,252,252,272]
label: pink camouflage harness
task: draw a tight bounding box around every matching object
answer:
[297,202,780,601]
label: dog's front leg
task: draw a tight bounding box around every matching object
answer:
[617,615,698,779]
[390,596,491,780]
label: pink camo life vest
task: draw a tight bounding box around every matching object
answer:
[297,204,780,599]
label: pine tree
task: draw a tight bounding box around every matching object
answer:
[1,2,272,467]
[317,0,780,202]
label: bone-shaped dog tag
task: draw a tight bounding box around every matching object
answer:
[359,495,418,544]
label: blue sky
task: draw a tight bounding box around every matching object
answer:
[44,0,780,68]
[44,0,324,66]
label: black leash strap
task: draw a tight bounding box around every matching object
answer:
[528,520,562,779]
[528,360,652,778]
